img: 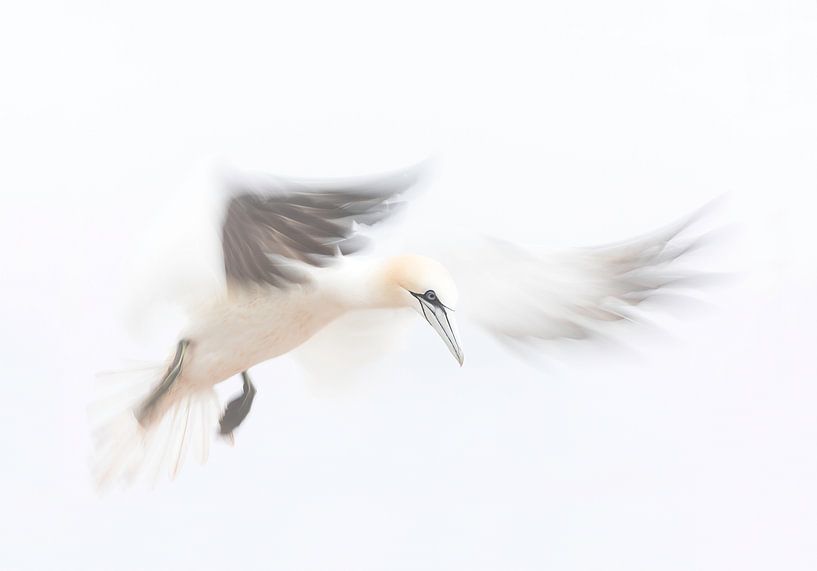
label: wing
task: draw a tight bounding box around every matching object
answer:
[291,307,415,392]
[445,204,720,351]
[221,162,428,289]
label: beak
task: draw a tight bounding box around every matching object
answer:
[413,295,465,366]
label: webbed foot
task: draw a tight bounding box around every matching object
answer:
[219,371,257,437]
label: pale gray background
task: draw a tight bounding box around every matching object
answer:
[2,1,817,570]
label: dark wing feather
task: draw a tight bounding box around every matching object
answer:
[221,163,426,288]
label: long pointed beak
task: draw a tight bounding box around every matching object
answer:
[417,300,465,366]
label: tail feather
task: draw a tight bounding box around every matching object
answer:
[90,365,222,490]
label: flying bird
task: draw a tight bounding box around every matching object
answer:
[92,160,716,488]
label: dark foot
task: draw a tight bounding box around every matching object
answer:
[219,371,257,437]
[136,339,189,426]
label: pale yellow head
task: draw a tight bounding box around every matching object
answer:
[379,254,464,365]
[381,254,459,308]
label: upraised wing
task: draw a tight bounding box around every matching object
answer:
[221,163,428,289]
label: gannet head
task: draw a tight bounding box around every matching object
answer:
[382,254,464,366]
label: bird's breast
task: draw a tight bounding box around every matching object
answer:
[181,287,343,386]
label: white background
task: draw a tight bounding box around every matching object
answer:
[2,1,817,570]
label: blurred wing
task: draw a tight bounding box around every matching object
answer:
[221,162,427,289]
[446,205,717,350]
[291,307,414,390]
[124,161,231,345]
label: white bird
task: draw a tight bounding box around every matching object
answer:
[92,160,716,488]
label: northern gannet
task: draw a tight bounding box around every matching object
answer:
[92,161,715,488]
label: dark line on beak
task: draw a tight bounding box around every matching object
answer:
[418,298,430,322]
[431,306,457,356]
[440,307,461,361]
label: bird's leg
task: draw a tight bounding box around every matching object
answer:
[136,339,189,426]
[219,370,257,438]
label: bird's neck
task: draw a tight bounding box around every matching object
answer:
[322,258,407,311]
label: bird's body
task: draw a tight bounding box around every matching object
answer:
[181,283,343,390]
[164,258,403,393]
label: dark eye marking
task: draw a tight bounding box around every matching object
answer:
[409,289,452,311]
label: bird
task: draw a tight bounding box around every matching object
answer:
[91,159,717,489]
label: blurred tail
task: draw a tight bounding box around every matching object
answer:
[89,362,221,490]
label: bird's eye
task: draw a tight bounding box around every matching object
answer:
[424,290,437,302]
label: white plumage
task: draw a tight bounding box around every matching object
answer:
[92,159,718,489]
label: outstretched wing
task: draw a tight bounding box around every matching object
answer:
[446,204,719,351]
[221,163,428,289]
